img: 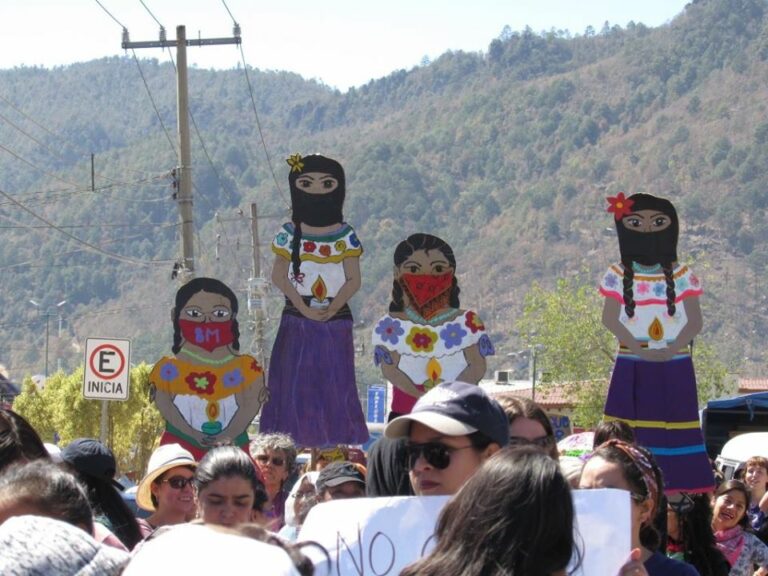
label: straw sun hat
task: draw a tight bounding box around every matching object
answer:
[136,444,197,512]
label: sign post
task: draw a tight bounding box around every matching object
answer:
[83,338,131,444]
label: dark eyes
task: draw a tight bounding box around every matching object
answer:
[323,179,336,189]
[625,217,642,227]
[212,309,230,318]
[433,265,445,273]
[297,179,311,188]
[653,217,668,227]
[185,308,202,318]
[406,265,419,273]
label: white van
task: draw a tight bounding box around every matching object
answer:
[715,432,768,481]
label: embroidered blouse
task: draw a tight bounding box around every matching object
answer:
[372,310,494,414]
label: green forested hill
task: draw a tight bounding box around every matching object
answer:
[2,0,767,383]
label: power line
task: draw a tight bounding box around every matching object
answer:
[0,187,175,267]
[93,0,127,29]
[130,49,178,156]
[218,0,288,208]
[138,0,164,29]
[0,142,81,188]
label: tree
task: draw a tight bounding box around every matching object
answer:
[516,275,615,427]
[13,363,164,480]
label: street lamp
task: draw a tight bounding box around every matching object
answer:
[29,299,67,379]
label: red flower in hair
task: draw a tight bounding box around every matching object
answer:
[606,192,634,220]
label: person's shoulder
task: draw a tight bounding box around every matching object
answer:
[645,552,700,576]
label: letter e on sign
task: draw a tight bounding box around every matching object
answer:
[83,338,131,401]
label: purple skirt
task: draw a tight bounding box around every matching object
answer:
[260,313,368,447]
[604,354,715,493]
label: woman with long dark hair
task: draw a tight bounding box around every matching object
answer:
[580,440,697,575]
[260,154,367,447]
[400,446,577,576]
[666,492,729,576]
[149,277,266,459]
[372,233,494,418]
[600,193,713,494]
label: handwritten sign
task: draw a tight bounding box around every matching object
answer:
[298,490,630,576]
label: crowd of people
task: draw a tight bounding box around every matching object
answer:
[2,379,768,575]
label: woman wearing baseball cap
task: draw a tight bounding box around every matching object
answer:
[135,444,197,536]
[384,381,508,496]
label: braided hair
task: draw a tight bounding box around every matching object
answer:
[615,194,679,318]
[389,233,460,313]
[287,154,346,282]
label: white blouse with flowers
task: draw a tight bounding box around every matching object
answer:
[599,263,702,348]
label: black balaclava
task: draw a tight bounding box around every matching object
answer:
[615,193,678,266]
[289,154,345,227]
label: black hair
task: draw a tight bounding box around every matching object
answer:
[0,460,94,533]
[715,479,751,530]
[171,277,240,354]
[591,442,664,550]
[401,446,580,576]
[389,233,460,313]
[194,446,267,507]
[593,420,636,449]
[225,523,321,576]
[68,465,142,550]
[616,194,678,318]
[669,493,730,576]
[0,408,49,474]
[288,154,346,281]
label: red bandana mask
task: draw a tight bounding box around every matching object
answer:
[400,272,454,308]
[179,319,234,352]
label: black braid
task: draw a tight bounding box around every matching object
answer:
[662,263,677,316]
[389,280,405,313]
[449,276,461,309]
[621,258,636,318]
[290,221,303,281]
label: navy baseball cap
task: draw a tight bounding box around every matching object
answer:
[384,381,509,447]
[61,438,124,490]
[316,461,366,492]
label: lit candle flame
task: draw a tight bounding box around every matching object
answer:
[426,357,442,382]
[648,317,664,341]
[206,401,219,422]
[311,276,328,301]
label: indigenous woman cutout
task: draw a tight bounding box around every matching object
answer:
[372,233,495,419]
[259,154,367,447]
[150,278,267,460]
[600,193,714,494]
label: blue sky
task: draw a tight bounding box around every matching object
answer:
[2,0,690,91]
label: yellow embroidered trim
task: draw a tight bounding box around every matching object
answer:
[604,415,700,430]
[609,264,689,282]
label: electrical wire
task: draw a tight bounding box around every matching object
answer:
[93,0,127,29]
[131,49,178,156]
[0,187,175,266]
[0,142,81,188]
[219,0,288,208]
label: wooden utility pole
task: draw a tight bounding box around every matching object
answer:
[122,24,241,282]
[248,203,269,366]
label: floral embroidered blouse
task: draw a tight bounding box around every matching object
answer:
[150,355,263,436]
[272,223,362,298]
[372,310,494,414]
[599,263,702,351]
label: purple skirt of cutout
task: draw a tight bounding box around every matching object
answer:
[260,313,368,447]
[603,355,715,494]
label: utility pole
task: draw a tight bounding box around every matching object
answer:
[248,203,269,366]
[122,24,241,282]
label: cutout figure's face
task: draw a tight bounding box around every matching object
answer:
[395,249,453,278]
[180,291,232,323]
[621,209,672,233]
[294,172,339,195]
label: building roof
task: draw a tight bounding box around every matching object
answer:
[738,378,768,392]
[485,383,574,411]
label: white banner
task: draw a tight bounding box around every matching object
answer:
[298,489,630,576]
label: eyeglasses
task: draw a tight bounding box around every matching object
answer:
[255,454,285,467]
[508,435,555,449]
[405,442,475,470]
[160,476,195,490]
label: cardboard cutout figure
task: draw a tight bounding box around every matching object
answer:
[149,277,267,460]
[372,234,494,418]
[259,154,367,447]
[600,193,714,494]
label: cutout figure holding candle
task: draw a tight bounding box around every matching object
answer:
[260,154,367,447]
[372,233,495,419]
[150,277,267,460]
[599,193,714,494]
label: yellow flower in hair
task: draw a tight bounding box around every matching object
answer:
[286,153,304,173]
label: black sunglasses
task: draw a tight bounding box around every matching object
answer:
[405,442,474,470]
[160,476,195,490]
[255,454,285,467]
